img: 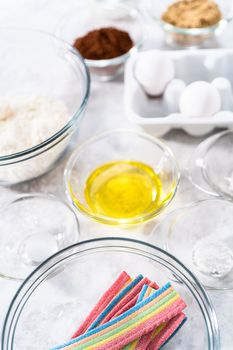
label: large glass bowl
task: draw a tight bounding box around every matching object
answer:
[55,3,145,81]
[147,0,233,48]
[64,129,180,225]
[2,238,220,349]
[0,28,90,185]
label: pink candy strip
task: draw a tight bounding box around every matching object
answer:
[71,271,131,338]
[99,277,151,325]
[111,279,159,320]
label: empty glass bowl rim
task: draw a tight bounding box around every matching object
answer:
[64,128,180,225]
[55,3,145,67]
[202,130,233,199]
[1,191,80,232]
[151,197,233,291]
[0,191,80,281]
[1,237,220,350]
[187,130,232,198]
[0,27,90,163]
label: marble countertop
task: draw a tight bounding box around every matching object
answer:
[0,1,233,349]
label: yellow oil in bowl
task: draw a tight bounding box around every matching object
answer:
[83,160,162,219]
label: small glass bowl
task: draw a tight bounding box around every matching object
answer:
[55,3,145,81]
[147,0,233,48]
[188,130,233,199]
[152,199,233,290]
[0,193,79,281]
[0,28,90,185]
[64,129,180,225]
[2,238,220,349]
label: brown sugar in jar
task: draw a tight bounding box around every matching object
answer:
[162,0,222,29]
[73,27,133,60]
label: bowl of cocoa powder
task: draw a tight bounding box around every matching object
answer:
[148,0,233,48]
[56,3,145,81]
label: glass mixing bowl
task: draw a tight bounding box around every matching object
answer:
[147,0,233,48]
[151,199,233,290]
[188,130,233,199]
[2,238,220,350]
[0,193,80,281]
[0,28,90,185]
[55,3,145,81]
[64,129,180,225]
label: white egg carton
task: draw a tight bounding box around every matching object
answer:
[124,49,233,136]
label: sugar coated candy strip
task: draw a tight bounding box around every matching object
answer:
[122,286,167,350]
[71,271,132,338]
[88,274,145,330]
[146,312,187,350]
[98,277,151,325]
[51,283,180,349]
[124,285,187,350]
[51,282,186,350]
[110,277,158,321]
[70,292,184,350]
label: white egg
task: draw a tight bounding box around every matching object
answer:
[179,81,221,117]
[134,50,175,96]
[211,77,232,110]
[212,77,232,91]
[164,79,186,111]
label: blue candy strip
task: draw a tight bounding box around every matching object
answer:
[88,274,144,331]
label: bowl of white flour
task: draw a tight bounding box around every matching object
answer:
[0,28,90,184]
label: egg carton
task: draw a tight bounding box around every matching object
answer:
[124,48,233,136]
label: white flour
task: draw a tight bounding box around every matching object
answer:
[0,96,71,184]
[0,95,69,156]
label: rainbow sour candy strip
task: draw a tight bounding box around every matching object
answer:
[122,285,157,350]
[88,275,144,331]
[113,281,159,321]
[51,283,186,350]
[135,286,163,350]
[67,291,184,350]
[88,274,145,330]
[138,292,187,350]
[124,285,187,350]
[98,277,151,326]
[147,312,187,350]
[71,271,132,338]
[122,285,164,350]
[135,287,187,350]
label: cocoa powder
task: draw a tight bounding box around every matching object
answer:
[73,27,133,60]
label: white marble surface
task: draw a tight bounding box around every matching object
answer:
[0,0,233,349]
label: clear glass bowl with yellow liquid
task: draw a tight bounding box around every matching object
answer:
[64,129,180,225]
